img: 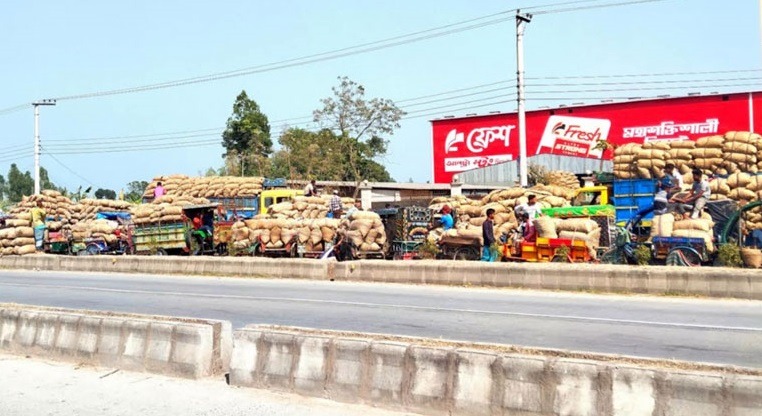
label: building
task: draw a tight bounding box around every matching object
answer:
[431,91,762,185]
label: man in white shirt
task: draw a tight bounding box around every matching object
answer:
[304,180,317,197]
[515,194,542,220]
[671,169,711,219]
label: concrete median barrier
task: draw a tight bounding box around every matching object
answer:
[0,303,232,379]
[229,325,762,416]
[1,254,761,299]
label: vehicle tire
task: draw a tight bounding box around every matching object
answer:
[665,246,702,267]
[155,248,168,256]
[599,248,626,265]
[453,246,479,261]
[86,244,100,256]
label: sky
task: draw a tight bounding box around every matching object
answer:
[1,0,760,193]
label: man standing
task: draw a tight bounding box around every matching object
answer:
[30,200,47,252]
[481,208,496,262]
[154,182,166,199]
[304,180,317,197]
[329,190,342,218]
[672,169,710,219]
[516,194,541,220]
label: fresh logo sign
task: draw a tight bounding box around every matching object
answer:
[537,116,611,158]
[445,125,515,154]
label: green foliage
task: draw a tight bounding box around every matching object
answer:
[94,188,117,200]
[417,240,440,259]
[716,243,743,267]
[633,244,652,266]
[312,76,403,188]
[553,245,571,262]
[7,164,33,202]
[221,90,272,176]
[125,181,148,202]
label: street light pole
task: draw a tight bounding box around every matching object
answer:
[32,99,56,195]
[516,11,532,187]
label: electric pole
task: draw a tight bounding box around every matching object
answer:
[516,11,532,187]
[32,99,56,195]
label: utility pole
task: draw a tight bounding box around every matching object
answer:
[32,99,56,195]
[516,11,532,187]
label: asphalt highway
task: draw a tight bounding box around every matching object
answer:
[0,269,760,367]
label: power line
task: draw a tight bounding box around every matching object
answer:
[526,68,762,80]
[521,0,608,10]
[48,14,513,102]
[43,152,97,188]
[532,0,671,15]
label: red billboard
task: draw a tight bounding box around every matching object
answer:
[431,91,761,183]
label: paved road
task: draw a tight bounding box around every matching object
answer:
[0,270,760,367]
[0,354,417,416]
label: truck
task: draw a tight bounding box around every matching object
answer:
[210,178,304,219]
[132,203,231,255]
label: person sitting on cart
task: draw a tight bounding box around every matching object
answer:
[438,205,454,231]
[201,210,214,238]
[515,194,542,220]
[654,167,677,215]
[512,212,537,254]
[671,169,710,219]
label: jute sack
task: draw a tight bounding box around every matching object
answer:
[650,214,675,238]
[696,135,724,148]
[672,218,713,232]
[669,140,696,149]
[556,218,598,234]
[16,245,37,255]
[533,216,557,239]
[741,248,762,268]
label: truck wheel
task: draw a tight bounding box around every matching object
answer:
[453,246,479,261]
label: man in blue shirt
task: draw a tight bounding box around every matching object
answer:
[439,206,454,230]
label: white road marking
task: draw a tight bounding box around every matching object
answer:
[2,281,761,333]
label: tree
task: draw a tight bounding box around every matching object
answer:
[221,90,272,176]
[125,181,149,202]
[7,164,33,203]
[313,76,404,194]
[274,127,345,181]
[0,174,6,202]
[94,188,117,200]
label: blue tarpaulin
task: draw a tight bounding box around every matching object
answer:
[95,211,132,221]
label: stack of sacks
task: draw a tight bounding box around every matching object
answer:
[269,196,355,219]
[130,197,210,225]
[544,170,580,190]
[528,184,576,204]
[230,217,348,253]
[666,140,695,175]
[722,131,760,174]
[143,175,265,199]
[650,214,676,239]
[341,211,387,252]
[70,219,121,244]
[742,205,762,231]
[727,172,757,204]
[555,218,602,249]
[77,198,133,222]
[9,190,76,228]
[672,215,715,252]
[708,177,731,201]
[650,213,715,252]
[0,212,36,256]
[634,143,669,179]
[690,135,724,174]
[613,143,640,179]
